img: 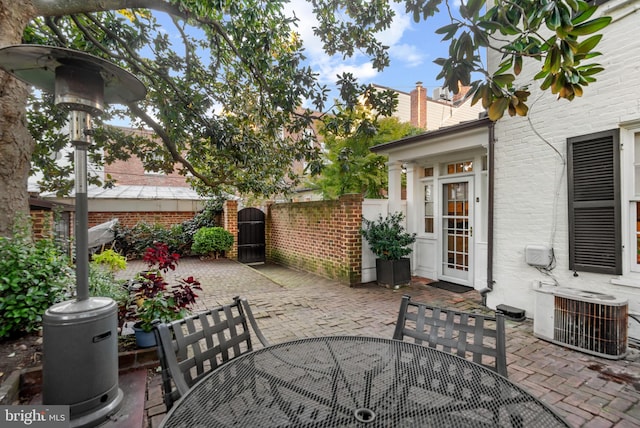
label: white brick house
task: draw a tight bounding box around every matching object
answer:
[373,0,639,349]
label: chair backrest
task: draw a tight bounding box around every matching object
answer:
[392,294,508,377]
[154,296,270,409]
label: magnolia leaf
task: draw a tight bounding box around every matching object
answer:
[514,100,529,116]
[576,34,603,54]
[565,0,579,11]
[492,73,515,86]
[488,97,510,121]
[514,55,523,75]
[569,16,612,36]
[540,73,554,91]
[573,85,584,97]
[436,23,459,40]
[466,0,485,17]
[572,4,598,25]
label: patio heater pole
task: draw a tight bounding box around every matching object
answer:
[0,45,146,428]
[69,110,93,301]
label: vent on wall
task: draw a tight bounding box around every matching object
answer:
[534,287,628,359]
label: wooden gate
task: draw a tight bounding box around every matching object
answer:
[237,207,265,264]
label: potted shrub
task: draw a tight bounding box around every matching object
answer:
[191,226,234,259]
[360,212,416,289]
[129,242,202,347]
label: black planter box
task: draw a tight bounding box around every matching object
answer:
[376,258,411,289]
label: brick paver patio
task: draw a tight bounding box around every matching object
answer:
[121,258,640,428]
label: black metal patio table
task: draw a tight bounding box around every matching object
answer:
[159,336,569,428]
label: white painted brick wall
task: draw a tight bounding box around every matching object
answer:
[486,0,640,340]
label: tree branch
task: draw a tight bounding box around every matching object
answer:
[127,102,222,188]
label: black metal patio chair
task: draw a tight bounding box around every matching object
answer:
[153,296,270,409]
[393,294,508,377]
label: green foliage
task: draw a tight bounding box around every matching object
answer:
[191,227,234,258]
[0,0,611,237]
[311,0,610,122]
[89,263,129,327]
[92,249,127,272]
[113,221,188,259]
[0,234,74,338]
[312,115,421,199]
[111,199,224,259]
[180,198,224,241]
[24,5,328,200]
[360,212,416,260]
[431,0,609,120]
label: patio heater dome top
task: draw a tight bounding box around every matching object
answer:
[0,44,146,113]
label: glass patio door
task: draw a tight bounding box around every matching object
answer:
[441,179,473,283]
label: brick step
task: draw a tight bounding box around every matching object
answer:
[27,369,147,428]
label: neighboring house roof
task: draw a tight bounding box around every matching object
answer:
[41,185,206,212]
[85,185,203,200]
[371,82,486,130]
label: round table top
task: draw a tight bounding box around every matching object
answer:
[160,336,569,428]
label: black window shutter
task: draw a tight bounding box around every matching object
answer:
[567,129,621,274]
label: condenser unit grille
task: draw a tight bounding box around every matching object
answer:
[554,296,628,358]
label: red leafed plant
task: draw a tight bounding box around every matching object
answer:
[143,242,180,273]
[132,243,202,332]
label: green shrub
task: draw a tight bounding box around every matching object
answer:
[89,263,128,303]
[89,263,130,328]
[113,222,193,259]
[92,249,127,272]
[191,227,234,258]
[360,212,416,260]
[111,198,225,260]
[0,235,75,338]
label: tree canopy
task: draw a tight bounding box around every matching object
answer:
[311,113,421,199]
[0,0,609,237]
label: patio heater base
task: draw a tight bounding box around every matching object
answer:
[43,297,123,428]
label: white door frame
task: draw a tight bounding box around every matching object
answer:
[438,175,474,285]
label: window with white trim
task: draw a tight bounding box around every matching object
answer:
[633,132,640,271]
[422,167,434,234]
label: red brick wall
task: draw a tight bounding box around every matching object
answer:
[266,194,363,284]
[88,211,196,228]
[223,200,238,259]
[31,210,54,240]
[104,128,189,187]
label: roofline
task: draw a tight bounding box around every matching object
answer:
[29,197,75,211]
[371,83,411,96]
[371,116,492,153]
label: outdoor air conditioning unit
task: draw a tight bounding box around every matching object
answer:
[534,287,628,359]
[433,87,450,100]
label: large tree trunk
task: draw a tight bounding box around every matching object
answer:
[0,0,36,237]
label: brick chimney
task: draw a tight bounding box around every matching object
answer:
[410,81,427,128]
[452,81,471,104]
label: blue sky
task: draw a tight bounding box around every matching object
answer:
[285,1,462,99]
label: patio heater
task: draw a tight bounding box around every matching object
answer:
[0,45,146,427]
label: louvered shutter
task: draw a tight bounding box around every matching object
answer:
[567,129,621,274]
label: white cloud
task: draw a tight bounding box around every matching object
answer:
[285,1,426,85]
[390,43,427,68]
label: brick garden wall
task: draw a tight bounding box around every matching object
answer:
[222,200,238,259]
[265,194,363,285]
[88,211,196,228]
